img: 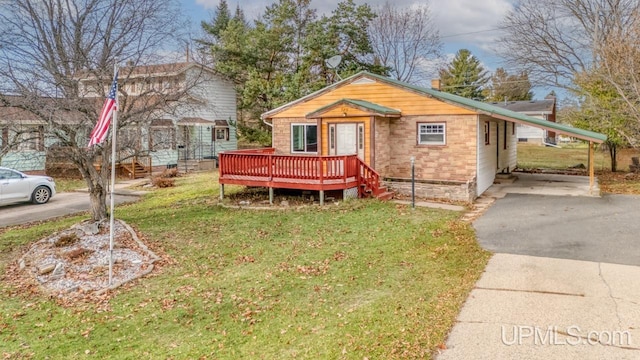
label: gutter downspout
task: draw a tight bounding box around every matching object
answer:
[262,116,274,147]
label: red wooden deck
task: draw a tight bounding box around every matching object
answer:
[218,148,386,197]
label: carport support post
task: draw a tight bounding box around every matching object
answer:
[589,141,595,193]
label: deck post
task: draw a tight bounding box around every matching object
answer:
[269,187,274,205]
[220,184,224,200]
[589,141,595,193]
[319,190,324,206]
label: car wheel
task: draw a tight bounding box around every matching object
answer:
[32,186,51,204]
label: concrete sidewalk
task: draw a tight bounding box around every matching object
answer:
[436,254,640,359]
[74,178,150,196]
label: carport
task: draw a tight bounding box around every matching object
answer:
[479,106,607,195]
[486,172,598,198]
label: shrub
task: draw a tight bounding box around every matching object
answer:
[160,168,178,178]
[151,176,175,188]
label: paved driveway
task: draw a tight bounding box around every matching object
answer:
[0,191,142,228]
[474,193,640,266]
[437,193,640,359]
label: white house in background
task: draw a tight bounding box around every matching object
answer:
[1,62,237,176]
[491,96,557,145]
[78,62,238,175]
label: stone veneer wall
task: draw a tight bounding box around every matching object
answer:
[383,178,477,203]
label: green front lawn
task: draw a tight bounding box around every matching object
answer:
[0,172,489,359]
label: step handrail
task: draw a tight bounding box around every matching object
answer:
[357,158,381,197]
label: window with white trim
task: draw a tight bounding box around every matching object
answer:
[17,126,44,151]
[291,124,317,153]
[215,128,229,141]
[418,123,445,145]
[150,127,175,150]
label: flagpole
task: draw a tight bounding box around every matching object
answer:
[108,62,119,286]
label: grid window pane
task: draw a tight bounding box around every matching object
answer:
[418,123,445,145]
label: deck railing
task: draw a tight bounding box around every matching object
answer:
[219,148,360,184]
[358,160,381,197]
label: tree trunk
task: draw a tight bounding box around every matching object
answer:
[609,143,617,172]
[79,153,110,222]
[89,185,108,221]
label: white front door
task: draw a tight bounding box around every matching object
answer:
[336,123,357,155]
[329,122,365,160]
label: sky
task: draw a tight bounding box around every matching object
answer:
[181,0,550,97]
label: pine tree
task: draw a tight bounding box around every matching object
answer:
[486,67,533,102]
[202,0,231,41]
[439,49,489,100]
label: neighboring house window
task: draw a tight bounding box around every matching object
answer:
[214,128,229,141]
[150,127,175,150]
[291,124,317,153]
[120,128,141,151]
[484,121,491,145]
[417,123,446,145]
[17,126,44,151]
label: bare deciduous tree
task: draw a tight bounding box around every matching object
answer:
[596,11,640,124]
[0,0,191,221]
[498,0,640,90]
[368,1,442,83]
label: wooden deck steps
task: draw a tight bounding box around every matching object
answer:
[122,161,149,179]
[361,184,394,200]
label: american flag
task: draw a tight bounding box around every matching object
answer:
[88,71,118,147]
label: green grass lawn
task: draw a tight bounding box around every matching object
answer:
[54,178,87,193]
[517,143,611,171]
[0,172,489,359]
[517,143,640,194]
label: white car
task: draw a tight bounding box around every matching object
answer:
[0,167,57,205]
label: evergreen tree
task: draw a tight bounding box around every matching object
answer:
[201,0,231,42]
[486,67,533,102]
[439,49,489,100]
[199,0,385,144]
[233,4,247,26]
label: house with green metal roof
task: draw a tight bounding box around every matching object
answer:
[221,71,605,203]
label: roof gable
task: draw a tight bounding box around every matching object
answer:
[306,99,401,118]
[264,73,474,119]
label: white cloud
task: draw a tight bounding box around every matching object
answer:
[432,0,513,50]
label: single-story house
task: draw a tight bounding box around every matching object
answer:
[218,72,605,203]
[491,96,557,144]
